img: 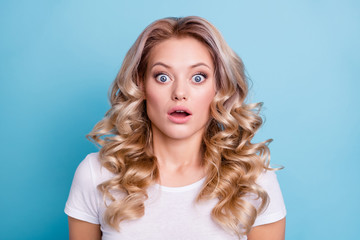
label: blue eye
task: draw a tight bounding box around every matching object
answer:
[192,74,206,83]
[155,74,170,83]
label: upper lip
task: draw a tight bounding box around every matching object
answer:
[167,106,192,115]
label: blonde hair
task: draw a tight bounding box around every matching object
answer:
[87,16,274,238]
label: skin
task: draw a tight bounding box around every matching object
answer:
[68,216,101,240]
[144,36,216,187]
[248,217,286,240]
[68,36,286,240]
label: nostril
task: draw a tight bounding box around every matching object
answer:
[174,95,187,100]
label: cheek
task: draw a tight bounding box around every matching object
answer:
[197,88,216,107]
[145,85,166,116]
[193,89,216,118]
[146,93,160,114]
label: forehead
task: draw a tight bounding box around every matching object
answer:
[147,37,214,70]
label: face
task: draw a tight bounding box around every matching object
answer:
[144,36,216,141]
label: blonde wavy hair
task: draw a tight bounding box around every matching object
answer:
[87,16,274,238]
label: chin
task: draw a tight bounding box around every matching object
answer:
[160,126,206,140]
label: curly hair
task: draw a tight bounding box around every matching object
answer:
[86,16,274,238]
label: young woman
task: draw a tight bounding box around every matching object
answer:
[65,16,286,240]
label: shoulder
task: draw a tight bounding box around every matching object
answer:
[252,169,287,227]
[256,169,278,188]
[65,152,114,224]
[72,152,114,187]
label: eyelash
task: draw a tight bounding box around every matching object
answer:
[153,72,169,83]
[193,72,208,83]
[153,72,208,84]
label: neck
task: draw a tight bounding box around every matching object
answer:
[150,124,207,187]
[151,124,206,167]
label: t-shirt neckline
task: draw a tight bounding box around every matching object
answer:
[154,177,206,192]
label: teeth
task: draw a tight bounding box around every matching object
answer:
[176,110,185,113]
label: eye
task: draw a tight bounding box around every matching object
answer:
[192,73,207,83]
[155,73,170,83]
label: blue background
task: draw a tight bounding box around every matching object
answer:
[1,0,359,239]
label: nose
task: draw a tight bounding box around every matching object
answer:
[172,79,188,101]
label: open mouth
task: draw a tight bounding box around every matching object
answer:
[170,110,191,117]
[168,107,192,124]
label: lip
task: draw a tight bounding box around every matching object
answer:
[167,106,192,124]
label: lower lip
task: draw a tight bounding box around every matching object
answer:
[168,114,192,124]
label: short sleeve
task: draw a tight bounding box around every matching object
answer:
[64,153,101,224]
[252,170,287,227]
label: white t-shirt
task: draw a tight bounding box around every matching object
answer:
[65,152,286,240]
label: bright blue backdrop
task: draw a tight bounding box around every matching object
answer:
[1,0,359,239]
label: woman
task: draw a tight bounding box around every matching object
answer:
[65,16,286,240]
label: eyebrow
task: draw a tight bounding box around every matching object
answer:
[150,62,212,70]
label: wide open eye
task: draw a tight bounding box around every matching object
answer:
[155,74,170,83]
[191,73,207,83]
